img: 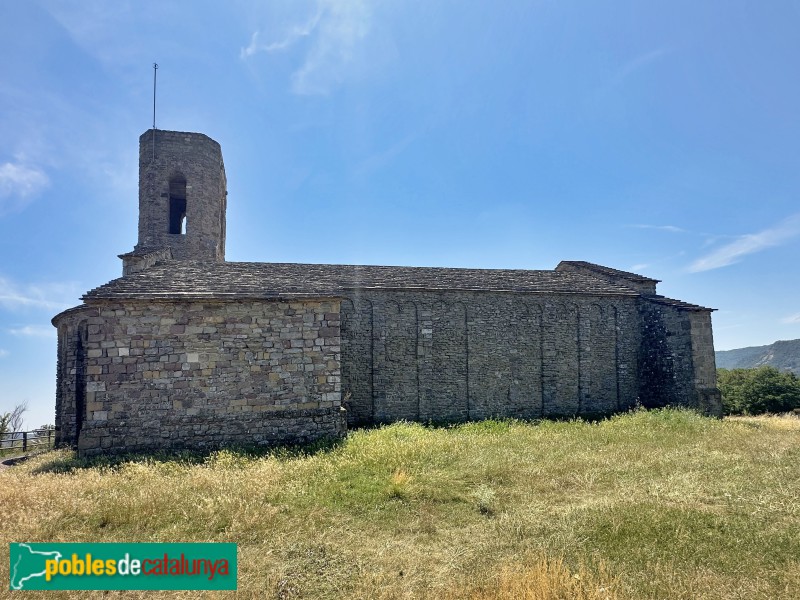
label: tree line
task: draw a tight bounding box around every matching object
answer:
[717,366,800,415]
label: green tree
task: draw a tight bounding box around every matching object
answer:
[718,366,800,415]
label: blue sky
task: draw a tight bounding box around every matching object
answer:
[2,0,799,428]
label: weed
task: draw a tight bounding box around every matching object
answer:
[386,468,413,500]
[472,484,497,516]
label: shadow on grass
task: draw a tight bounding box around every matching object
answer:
[30,435,348,475]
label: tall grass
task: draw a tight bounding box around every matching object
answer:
[1,409,798,599]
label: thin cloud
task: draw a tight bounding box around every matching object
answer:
[0,349,9,359]
[0,162,49,214]
[8,325,56,339]
[40,1,137,68]
[628,263,650,272]
[628,224,737,245]
[630,224,689,234]
[689,213,800,273]
[0,276,81,312]
[291,1,371,95]
[782,313,800,325]
[241,1,372,96]
[240,9,323,58]
[354,132,418,179]
[592,48,674,101]
[613,48,673,86]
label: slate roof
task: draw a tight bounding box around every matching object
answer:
[557,260,661,283]
[83,261,645,301]
[644,295,714,311]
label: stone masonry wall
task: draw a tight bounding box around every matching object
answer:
[53,299,344,456]
[54,308,88,448]
[688,310,722,416]
[53,290,719,456]
[136,130,227,261]
[340,291,643,424]
[637,300,693,408]
[636,299,721,414]
[120,248,173,277]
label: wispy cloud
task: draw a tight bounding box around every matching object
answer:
[629,224,689,234]
[590,48,674,102]
[689,213,800,273]
[240,9,323,58]
[40,1,137,68]
[0,349,9,359]
[354,132,419,179]
[628,224,737,253]
[241,0,372,95]
[782,313,800,325]
[292,2,371,95]
[612,48,673,86]
[8,325,56,338]
[0,276,81,312]
[628,263,650,272]
[0,162,49,214]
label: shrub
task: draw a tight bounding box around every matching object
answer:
[718,366,800,415]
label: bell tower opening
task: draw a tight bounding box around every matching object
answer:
[168,175,187,235]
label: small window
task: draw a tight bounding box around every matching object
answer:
[168,176,187,234]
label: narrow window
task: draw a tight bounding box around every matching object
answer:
[74,325,87,445]
[168,176,187,234]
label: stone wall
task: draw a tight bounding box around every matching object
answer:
[120,248,173,277]
[688,310,723,415]
[53,289,720,456]
[53,299,344,456]
[637,300,693,409]
[53,126,724,456]
[54,308,88,449]
[636,299,721,415]
[136,130,227,261]
[340,291,645,424]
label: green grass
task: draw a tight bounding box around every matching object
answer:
[1,409,798,599]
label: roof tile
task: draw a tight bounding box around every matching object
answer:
[83,261,643,300]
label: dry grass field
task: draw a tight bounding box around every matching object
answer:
[1,409,798,599]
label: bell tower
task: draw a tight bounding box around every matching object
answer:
[121,129,227,275]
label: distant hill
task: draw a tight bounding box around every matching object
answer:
[716,339,800,374]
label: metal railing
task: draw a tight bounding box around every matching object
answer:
[0,429,55,454]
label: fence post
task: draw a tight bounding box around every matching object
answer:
[22,431,28,453]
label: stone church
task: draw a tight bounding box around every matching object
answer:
[53,130,721,456]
